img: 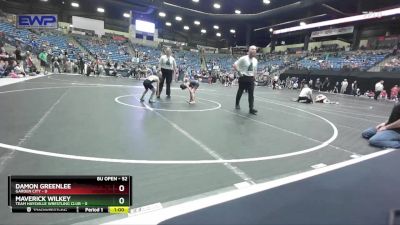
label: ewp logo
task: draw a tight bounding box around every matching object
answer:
[17,14,58,29]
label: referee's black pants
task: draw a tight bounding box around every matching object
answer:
[236,76,255,109]
[159,68,173,96]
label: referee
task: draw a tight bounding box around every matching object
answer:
[158,48,177,98]
[233,45,258,115]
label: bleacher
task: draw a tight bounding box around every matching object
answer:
[0,22,80,60]
[175,51,200,71]
[382,56,400,72]
[1,19,398,75]
[75,35,131,63]
[296,51,390,71]
[204,53,236,71]
[39,34,80,60]
[258,54,303,72]
[132,44,161,65]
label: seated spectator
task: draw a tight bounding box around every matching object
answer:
[362,103,400,148]
[383,57,400,72]
[0,60,5,78]
[381,90,388,99]
[8,70,19,78]
[0,46,9,61]
[364,90,375,99]
[14,62,26,77]
[391,85,399,101]
[4,60,12,75]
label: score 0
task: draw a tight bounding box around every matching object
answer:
[117,184,126,205]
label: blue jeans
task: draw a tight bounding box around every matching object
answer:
[362,127,400,148]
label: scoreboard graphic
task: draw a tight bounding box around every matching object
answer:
[8,176,132,213]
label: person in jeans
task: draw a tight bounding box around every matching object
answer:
[362,103,400,148]
[233,45,258,115]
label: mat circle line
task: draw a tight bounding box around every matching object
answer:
[0,85,338,164]
[115,95,222,112]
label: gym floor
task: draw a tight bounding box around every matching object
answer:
[0,74,394,225]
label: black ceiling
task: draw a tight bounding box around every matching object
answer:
[163,0,299,14]
[2,0,400,47]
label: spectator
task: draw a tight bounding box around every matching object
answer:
[53,57,61,73]
[14,47,23,65]
[314,78,321,91]
[57,56,63,73]
[351,81,358,96]
[340,79,348,94]
[0,59,5,77]
[321,77,330,92]
[374,80,384,100]
[333,81,339,93]
[24,51,34,74]
[0,46,9,61]
[78,56,84,74]
[38,50,48,74]
[383,57,400,72]
[391,85,399,101]
[273,74,279,90]
[362,103,400,148]
[14,62,26,77]
[381,90,388,99]
[65,60,72,73]
[3,60,12,77]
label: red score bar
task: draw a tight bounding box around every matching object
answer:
[38,183,130,195]
[9,176,131,195]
